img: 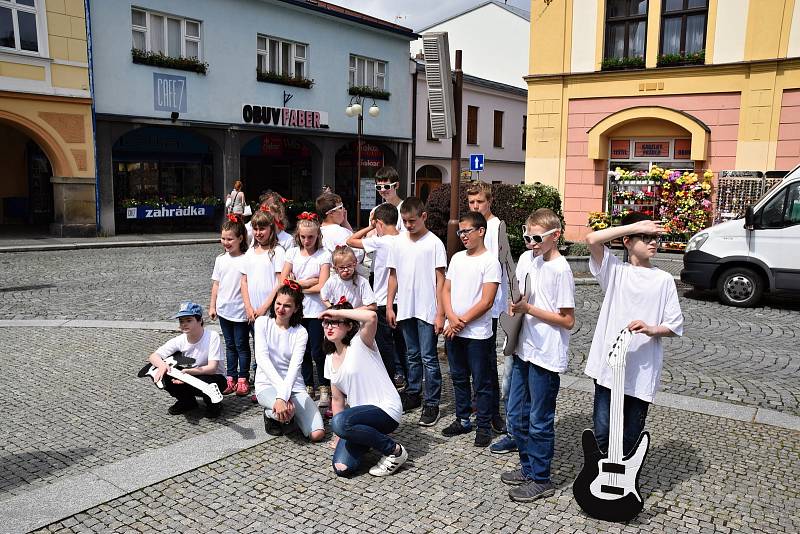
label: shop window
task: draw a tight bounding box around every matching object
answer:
[467,105,479,145]
[604,0,647,61]
[257,36,307,78]
[349,55,386,90]
[0,0,41,53]
[493,110,504,148]
[131,7,202,59]
[660,0,707,57]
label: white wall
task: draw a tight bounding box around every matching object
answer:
[789,0,800,57]
[411,3,529,88]
[713,0,749,64]
[571,0,598,73]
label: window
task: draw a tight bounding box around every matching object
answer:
[660,0,708,56]
[467,106,479,145]
[131,8,202,59]
[349,55,386,89]
[493,110,504,148]
[759,182,800,228]
[0,0,40,53]
[604,0,647,60]
[257,36,307,78]
[522,115,527,150]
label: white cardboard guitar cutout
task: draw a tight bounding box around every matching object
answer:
[573,328,650,522]
[137,352,223,404]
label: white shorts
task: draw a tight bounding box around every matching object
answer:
[256,387,324,437]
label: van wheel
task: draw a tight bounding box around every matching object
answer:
[717,267,763,307]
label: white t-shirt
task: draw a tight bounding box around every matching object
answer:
[516,255,575,373]
[362,234,397,306]
[211,253,247,322]
[277,230,294,251]
[386,230,447,324]
[515,250,535,295]
[284,247,331,318]
[324,334,403,423]
[320,224,353,253]
[240,245,285,312]
[484,216,510,319]
[253,316,308,401]
[584,247,684,403]
[321,273,376,308]
[369,201,406,233]
[156,329,225,375]
[446,249,501,340]
[245,222,254,246]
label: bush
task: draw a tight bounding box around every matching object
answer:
[424,182,564,258]
[566,242,590,256]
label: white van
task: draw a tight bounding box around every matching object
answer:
[681,167,800,307]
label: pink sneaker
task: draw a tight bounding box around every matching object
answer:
[222,376,236,395]
[235,377,250,396]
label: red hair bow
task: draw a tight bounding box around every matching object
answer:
[226,213,239,223]
[334,244,349,250]
[280,197,288,204]
[283,279,301,291]
[275,220,285,231]
[259,205,270,213]
[297,212,318,221]
[337,296,348,305]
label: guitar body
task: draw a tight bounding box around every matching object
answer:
[573,428,650,522]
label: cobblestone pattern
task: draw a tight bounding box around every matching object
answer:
[34,388,800,534]
[0,327,260,498]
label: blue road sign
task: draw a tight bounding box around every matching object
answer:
[469,154,485,172]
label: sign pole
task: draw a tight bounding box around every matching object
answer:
[447,50,463,260]
[356,112,363,228]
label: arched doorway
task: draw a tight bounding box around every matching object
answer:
[0,122,54,230]
[335,141,396,223]
[240,134,314,202]
[112,126,215,232]
[415,165,443,204]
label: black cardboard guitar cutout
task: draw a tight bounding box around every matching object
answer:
[573,328,650,522]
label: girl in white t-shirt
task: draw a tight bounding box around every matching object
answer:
[280,212,332,405]
[322,303,407,477]
[210,215,251,397]
[321,245,376,310]
[241,209,286,322]
[260,193,294,251]
[255,281,325,441]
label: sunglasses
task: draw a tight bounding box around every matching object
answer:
[629,233,661,244]
[455,227,480,238]
[326,203,344,214]
[321,319,346,328]
[375,182,398,191]
[521,227,558,244]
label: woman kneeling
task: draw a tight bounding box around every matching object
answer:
[322,303,407,477]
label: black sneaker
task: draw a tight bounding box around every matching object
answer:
[168,399,197,415]
[441,419,472,437]
[393,374,407,391]
[491,415,507,434]
[418,405,440,426]
[263,410,283,436]
[474,427,493,447]
[500,468,529,486]
[401,392,422,412]
[508,480,556,502]
[204,402,222,418]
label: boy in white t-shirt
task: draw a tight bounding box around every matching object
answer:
[466,181,509,435]
[386,197,447,426]
[146,301,227,418]
[372,166,405,233]
[502,209,575,503]
[584,212,683,457]
[441,211,501,448]
[317,192,353,251]
[348,202,407,386]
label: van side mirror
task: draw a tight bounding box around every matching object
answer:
[744,206,754,230]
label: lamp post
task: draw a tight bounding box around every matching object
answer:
[345,96,380,228]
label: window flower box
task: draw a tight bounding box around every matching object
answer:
[256,69,314,89]
[132,49,208,74]
[657,50,705,67]
[348,85,391,100]
[601,56,645,71]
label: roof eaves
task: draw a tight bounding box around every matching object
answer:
[416,0,530,32]
[274,0,419,39]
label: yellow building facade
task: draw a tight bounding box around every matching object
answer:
[526,0,800,241]
[0,0,95,235]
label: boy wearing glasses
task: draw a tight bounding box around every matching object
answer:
[584,212,683,458]
[373,166,405,233]
[386,197,447,426]
[317,193,365,267]
[502,208,575,502]
[440,211,501,447]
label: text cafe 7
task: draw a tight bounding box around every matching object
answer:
[242,104,325,129]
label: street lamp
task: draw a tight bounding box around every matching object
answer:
[345,95,380,228]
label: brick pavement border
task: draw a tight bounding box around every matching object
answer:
[0,238,219,254]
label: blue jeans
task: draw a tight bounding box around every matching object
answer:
[507,356,560,482]
[301,318,328,388]
[445,336,493,430]
[592,381,650,456]
[489,318,501,420]
[331,405,399,476]
[218,316,251,381]
[399,318,441,406]
[377,304,407,379]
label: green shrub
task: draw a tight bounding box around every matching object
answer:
[566,242,590,256]
[424,182,564,258]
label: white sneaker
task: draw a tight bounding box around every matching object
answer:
[368,444,408,477]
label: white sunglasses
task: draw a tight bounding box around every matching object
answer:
[521,227,558,244]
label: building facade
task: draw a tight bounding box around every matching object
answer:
[90,0,415,235]
[0,0,95,236]
[526,0,800,241]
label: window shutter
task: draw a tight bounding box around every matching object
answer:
[422,32,455,139]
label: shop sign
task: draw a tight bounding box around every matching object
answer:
[153,73,187,113]
[674,139,692,159]
[610,140,630,159]
[126,204,216,219]
[720,170,764,178]
[634,141,669,158]
[242,104,328,129]
[360,142,384,168]
[261,134,312,158]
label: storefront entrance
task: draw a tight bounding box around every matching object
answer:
[336,141,395,223]
[240,134,313,203]
[0,122,53,230]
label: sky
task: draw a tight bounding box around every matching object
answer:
[330,0,530,31]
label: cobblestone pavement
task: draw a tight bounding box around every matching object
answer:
[32,387,800,534]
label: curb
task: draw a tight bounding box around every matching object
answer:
[0,238,218,253]
[574,275,681,285]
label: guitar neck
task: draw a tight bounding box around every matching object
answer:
[608,361,626,463]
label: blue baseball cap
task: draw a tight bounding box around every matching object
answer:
[172,301,203,319]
